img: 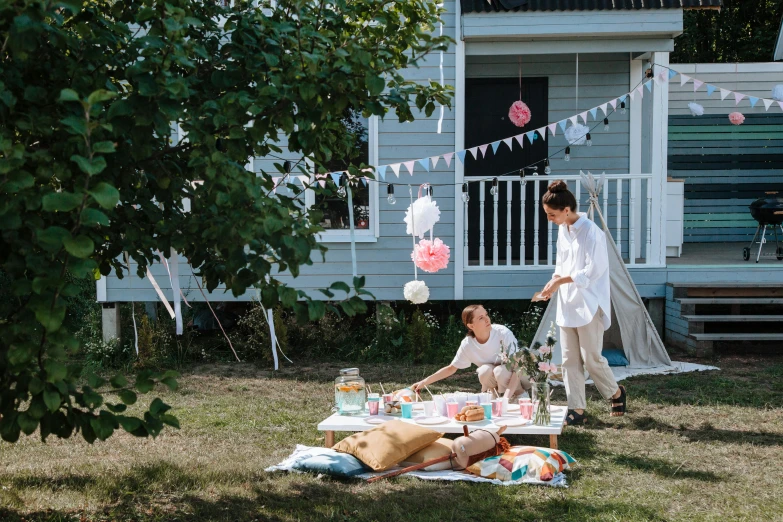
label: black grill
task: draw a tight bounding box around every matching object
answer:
[743,192,783,262]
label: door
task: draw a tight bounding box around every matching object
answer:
[464,77,549,265]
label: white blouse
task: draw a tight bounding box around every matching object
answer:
[553,213,611,330]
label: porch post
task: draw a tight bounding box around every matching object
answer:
[649,51,669,267]
[454,5,465,300]
[629,57,644,261]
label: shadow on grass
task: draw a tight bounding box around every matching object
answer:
[611,454,723,482]
[628,415,783,447]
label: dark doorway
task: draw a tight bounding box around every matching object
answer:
[465,77,549,265]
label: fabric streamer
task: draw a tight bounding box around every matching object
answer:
[346,184,358,278]
[437,3,444,134]
[124,252,139,355]
[146,267,175,319]
[170,248,183,335]
[161,255,191,308]
[267,308,279,370]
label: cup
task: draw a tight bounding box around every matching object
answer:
[480,402,492,420]
[368,397,380,416]
[446,401,459,419]
[400,402,414,419]
[434,395,447,416]
[501,397,509,416]
[479,392,492,405]
[465,400,478,407]
[491,399,503,418]
[422,400,435,417]
[519,398,532,420]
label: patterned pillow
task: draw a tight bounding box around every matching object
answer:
[466,446,576,482]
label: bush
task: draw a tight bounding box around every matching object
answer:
[236,301,289,363]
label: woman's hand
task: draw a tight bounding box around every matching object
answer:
[412,380,428,393]
[540,276,561,299]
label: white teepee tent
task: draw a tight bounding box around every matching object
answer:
[532,172,673,370]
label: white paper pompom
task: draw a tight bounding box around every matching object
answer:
[564,123,590,146]
[688,102,704,116]
[403,280,429,304]
[404,195,440,239]
[772,85,783,102]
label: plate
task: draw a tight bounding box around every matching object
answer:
[454,418,488,425]
[494,417,532,427]
[365,416,392,425]
[507,403,520,411]
[414,416,449,425]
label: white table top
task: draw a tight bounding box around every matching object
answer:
[317,405,565,435]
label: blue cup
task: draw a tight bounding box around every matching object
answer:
[480,402,492,420]
[401,402,414,419]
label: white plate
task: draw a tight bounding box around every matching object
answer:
[414,416,449,425]
[454,418,487,425]
[494,417,532,427]
[365,416,392,425]
[507,403,520,411]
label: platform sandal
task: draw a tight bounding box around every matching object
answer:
[563,409,587,426]
[609,385,626,417]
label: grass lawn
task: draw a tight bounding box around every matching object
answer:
[1,354,782,521]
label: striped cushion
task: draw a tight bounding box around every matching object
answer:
[466,446,576,482]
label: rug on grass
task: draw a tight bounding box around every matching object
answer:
[550,361,719,387]
[266,445,569,487]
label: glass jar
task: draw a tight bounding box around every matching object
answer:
[334,368,366,416]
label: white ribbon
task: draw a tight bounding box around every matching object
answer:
[124,252,139,355]
[170,248,183,335]
[437,4,444,134]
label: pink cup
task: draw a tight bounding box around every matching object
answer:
[446,402,459,419]
[383,393,394,404]
[465,400,478,407]
[368,399,380,416]
[491,399,503,418]
[519,398,533,420]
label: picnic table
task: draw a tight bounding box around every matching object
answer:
[318,404,566,449]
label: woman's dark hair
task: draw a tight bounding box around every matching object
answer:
[542,180,577,211]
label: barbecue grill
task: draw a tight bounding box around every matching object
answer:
[743,192,783,262]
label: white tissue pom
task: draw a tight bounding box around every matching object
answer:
[688,102,704,116]
[403,280,430,304]
[404,195,441,239]
[564,123,589,146]
[773,85,783,102]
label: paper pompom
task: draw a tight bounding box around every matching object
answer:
[688,102,704,116]
[729,112,745,125]
[412,238,450,273]
[404,280,430,304]
[508,101,531,128]
[772,85,783,102]
[564,123,589,146]
[404,195,440,239]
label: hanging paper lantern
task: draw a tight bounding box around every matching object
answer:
[508,101,532,128]
[564,123,589,146]
[412,238,450,273]
[403,280,430,304]
[772,85,783,102]
[728,112,745,125]
[688,102,704,116]
[404,195,441,239]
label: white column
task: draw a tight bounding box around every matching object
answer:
[629,57,643,261]
[453,12,465,298]
[650,51,669,266]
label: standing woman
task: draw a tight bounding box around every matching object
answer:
[539,180,626,425]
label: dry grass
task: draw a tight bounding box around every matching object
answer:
[1,355,782,521]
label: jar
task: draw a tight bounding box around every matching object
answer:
[334,368,366,416]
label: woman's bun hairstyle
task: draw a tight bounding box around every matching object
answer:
[542,180,577,212]
[547,180,569,193]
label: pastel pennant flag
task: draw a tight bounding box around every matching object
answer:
[636,85,644,98]
[360,177,368,186]
[390,163,401,177]
[478,144,489,158]
[680,74,690,86]
[317,179,326,188]
[644,80,653,92]
[749,96,759,108]
[763,98,774,111]
[692,79,704,91]
[668,69,678,80]
[778,101,783,111]
[536,127,547,141]
[443,152,454,168]
[491,141,501,154]
[272,177,280,193]
[656,70,667,84]
[548,123,558,136]
[609,98,617,110]
[418,158,430,172]
[599,103,608,116]
[628,89,636,101]
[558,119,568,132]
[734,92,746,105]
[376,165,387,181]
[467,147,478,160]
[569,115,579,126]
[589,108,598,120]
[525,131,536,144]
[619,94,627,103]
[430,156,439,169]
[720,88,730,100]
[403,160,415,175]
[514,134,525,148]
[502,137,514,150]
[579,111,589,123]
[455,150,466,164]
[706,84,717,97]
[329,172,341,185]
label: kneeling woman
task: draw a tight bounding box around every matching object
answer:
[539,180,626,425]
[412,305,530,398]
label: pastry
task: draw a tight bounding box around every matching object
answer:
[455,405,484,422]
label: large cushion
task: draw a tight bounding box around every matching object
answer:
[466,446,576,482]
[291,447,370,478]
[602,348,629,367]
[332,420,442,471]
[399,437,454,471]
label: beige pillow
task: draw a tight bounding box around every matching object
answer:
[332,420,442,471]
[400,437,454,471]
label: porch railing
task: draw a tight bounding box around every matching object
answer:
[462,173,657,270]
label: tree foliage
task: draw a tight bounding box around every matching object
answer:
[0,0,452,443]
[673,0,783,63]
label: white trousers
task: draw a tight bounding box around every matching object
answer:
[476,364,530,397]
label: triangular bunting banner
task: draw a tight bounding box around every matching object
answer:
[318,179,326,188]
[692,79,704,91]
[443,152,453,168]
[609,98,617,110]
[548,123,557,136]
[361,177,368,186]
[668,69,678,80]
[734,92,746,105]
[636,85,644,98]
[644,80,652,92]
[502,137,514,150]
[377,165,387,181]
[763,98,774,111]
[656,70,667,84]
[599,103,608,116]
[455,150,466,164]
[272,177,280,193]
[706,84,717,97]
[579,111,589,123]
[569,115,579,126]
[536,127,547,141]
[478,144,489,158]
[525,131,536,144]
[390,163,401,177]
[403,160,415,175]
[430,156,439,169]
[778,101,783,111]
[514,134,525,148]
[749,96,759,108]
[720,88,730,100]
[468,147,478,160]
[589,108,598,119]
[619,94,627,103]
[558,120,568,132]
[680,74,690,86]
[629,90,635,101]
[418,158,430,172]
[329,173,341,185]
[491,141,501,154]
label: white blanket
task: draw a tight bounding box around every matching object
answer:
[266,445,568,487]
[550,360,719,387]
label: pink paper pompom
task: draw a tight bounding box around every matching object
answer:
[729,112,745,125]
[412,238,450,273]
[509,101,532,128]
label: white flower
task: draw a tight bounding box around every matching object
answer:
[565,123,590,146]
[403,280,429,304]
[404,195,441,239]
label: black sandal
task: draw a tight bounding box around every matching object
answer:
[564,409,587,426]
[609,385,627,417]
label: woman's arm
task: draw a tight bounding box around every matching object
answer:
[412,365,458,392]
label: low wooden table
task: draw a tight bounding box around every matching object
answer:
[318,405,566,449]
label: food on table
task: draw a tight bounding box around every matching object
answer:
[454,404,485,422]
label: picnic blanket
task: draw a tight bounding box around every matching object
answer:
[266,445,569,487]
[550,360,719,387]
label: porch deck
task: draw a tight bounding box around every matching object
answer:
[668,242,783,267]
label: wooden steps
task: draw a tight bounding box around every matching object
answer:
[665,282,783,356]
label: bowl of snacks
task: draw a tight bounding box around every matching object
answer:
[384,388,416,415]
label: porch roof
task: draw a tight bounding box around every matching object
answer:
[461,0,722,13]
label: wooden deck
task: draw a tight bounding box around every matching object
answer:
[667,242,783,267]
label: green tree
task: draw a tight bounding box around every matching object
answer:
[0,0,452,443]
[673,1,783,63]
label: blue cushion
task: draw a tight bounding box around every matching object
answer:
[602,348,629,367]
[291,448,369,478]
